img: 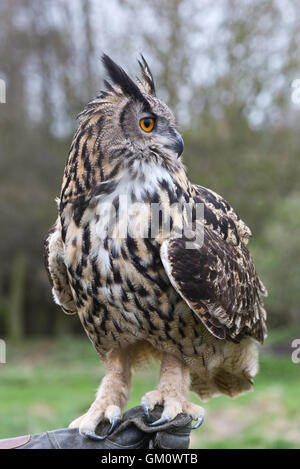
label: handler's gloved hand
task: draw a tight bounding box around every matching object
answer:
[0,406,193,449]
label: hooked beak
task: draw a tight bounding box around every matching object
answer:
[173,130,184,158]
[157,129,184,159]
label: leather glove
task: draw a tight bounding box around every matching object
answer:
[0,405,193,449]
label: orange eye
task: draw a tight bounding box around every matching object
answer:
[140,117,155,132]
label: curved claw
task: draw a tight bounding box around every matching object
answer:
[107,417,120,435]
[84,417,121,441]
[187,415,204,430]
[141,402,151,423]
[84,431,107,441]
[149,416,171,427]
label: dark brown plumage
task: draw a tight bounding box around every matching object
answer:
[44,55,267,436]
[162,223,266,343]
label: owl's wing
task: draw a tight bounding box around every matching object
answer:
[160,223,267,344]
[192,184,252,246]
[44,219,77,315]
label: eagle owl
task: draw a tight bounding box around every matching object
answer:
[44,54,267,439]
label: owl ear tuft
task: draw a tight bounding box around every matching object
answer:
[102,54,149,107]
[138,55,156,96]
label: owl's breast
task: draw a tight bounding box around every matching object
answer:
[61,167,198,352]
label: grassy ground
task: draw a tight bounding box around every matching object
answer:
[0,329,299,449]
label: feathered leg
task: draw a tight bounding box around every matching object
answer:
[69,349,131,439]
[141,352,204,428]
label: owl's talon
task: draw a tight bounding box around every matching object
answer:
[187,415,204,430]
[141,398,151,422]
[84,431,107,441]
[83,416,120,440]
[107,416,121,435]
[149,416,171,427]
[142,404,151,422]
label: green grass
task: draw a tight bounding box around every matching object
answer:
[0,331,300,449]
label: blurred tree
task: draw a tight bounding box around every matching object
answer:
[7,254,26,340]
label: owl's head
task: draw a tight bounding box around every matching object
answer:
[76,55,183,178]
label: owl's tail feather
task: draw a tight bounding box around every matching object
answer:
[189,338,258,401]
[190,368,254,401]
